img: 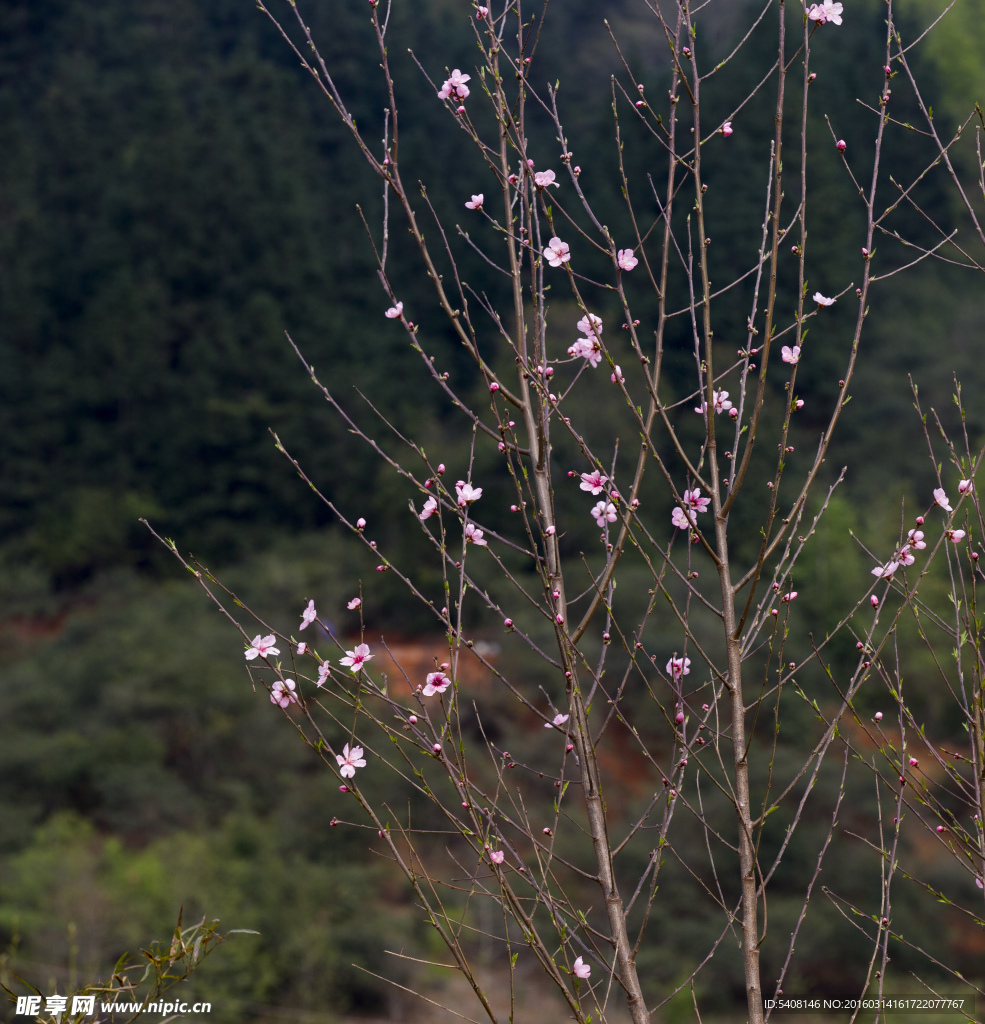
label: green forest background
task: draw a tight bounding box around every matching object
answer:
[1,0,984,1019]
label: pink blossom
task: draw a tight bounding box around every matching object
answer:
[385,302,403,319]
[543,237,570,267]
[907,529,926,550]
[897,548,915,566]
[611,365,625,384]
[270,679,297,708]
[299,599,317,631]
[870,594,880,608]
[947,529,967,543]
[567,337,602,367]
[836,139,846,152]
[340,643,373,673]
[533,169,559,188]
[465,193,484,210]
[579,470,609,495]
[721,121,733,137]
[871,560,899,579]
[572,956,591,979]
[813,292,835,306]
[666,656,691,679]
[476,5,488,16]
[456,482,483,505]
[672,506,696,530]
[317,662,331,687]
[337,742,367,778]
[683,488,710,513]
[874,711,883,722]
[545,713,569,728]
[934,487,952,511]
[781,591,798,602]
[700,387,738,416]
[438,69,471,102]
[423,671,452,696]
[489,849,505,865]
[347,597,362,611]
[420,495,439,520]
[465,522,488,546]
[297,642,307,655]
[809,2,843,24]
[958,479,973,495]
[616,248,639,271]
[781,345,801,364]
[246,634,280,660]
[591,501,618,527]
[356,517,367,529]
[576,313,603,339]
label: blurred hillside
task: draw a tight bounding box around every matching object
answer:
[1,0,984,1018]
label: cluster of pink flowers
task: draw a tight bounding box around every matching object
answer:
[672,487,709,530]
[437,69,471,102]
[807,1,843,25]
[873,482,975,577]
[695,390,732,415]
[568,338,601,367]
[568,312,604,367]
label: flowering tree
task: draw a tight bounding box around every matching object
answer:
[153,0,985,1021]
